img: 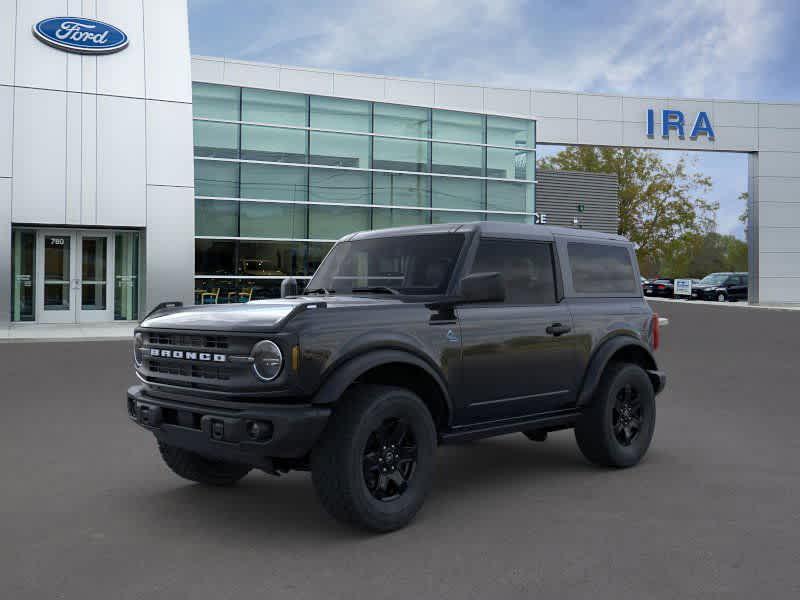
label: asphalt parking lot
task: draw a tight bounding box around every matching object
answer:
[2,300,799,599]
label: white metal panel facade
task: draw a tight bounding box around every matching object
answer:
[0,0,194,325]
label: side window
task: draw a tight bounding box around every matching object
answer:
[469,238,557,305]
[567,242,637,294]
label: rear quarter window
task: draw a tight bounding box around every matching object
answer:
[567,242,637,294]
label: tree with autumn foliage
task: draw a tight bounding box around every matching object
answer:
[538,146,718,277]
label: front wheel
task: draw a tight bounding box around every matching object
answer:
[311,385,437,532]
[717,292,727,302]
[574,363,656,468]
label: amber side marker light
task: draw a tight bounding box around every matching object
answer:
[291,345,300,371]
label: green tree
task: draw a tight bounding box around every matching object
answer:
[538,146,717,276]
[657,232,748,278]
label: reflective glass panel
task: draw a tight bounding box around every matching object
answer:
[194,160,239,198]
[240,163,307,201]
[432,110,484,143]
[308,205,370,239]
[373,137,428,172]
[196,199,239,237]
[432,210,482,224]
[486,116,534,148]
[193,121,239,159]
[241,125,307,163]
[239,201,308,239]
[310,96,370,131]
[486,148,533,180]
[373,173,430,207]
[372,207,429,229]
[195,240,236,275]
[238,241,308,276]
[487,181,534,213]
[309,168,371,204]
[44,235,71,311]
[81,237,107,310]
[114,232,139,320]
[486,212,532,225]
[310,132,369,168]
[374,103,429,137]
[431,177,484,210]
[11,230,35,322]
[242,88,307,126]
[192,83,240,120]
[431,143,483,176]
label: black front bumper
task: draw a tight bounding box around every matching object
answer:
[127,385,331,466]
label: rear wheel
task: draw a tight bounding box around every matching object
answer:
[157,442,251,486]
[574,363,655,468]
[311,384,437,532]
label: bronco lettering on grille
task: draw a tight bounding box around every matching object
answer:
[149,348,226,362]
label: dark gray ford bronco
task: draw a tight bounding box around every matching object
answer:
[128,222,666,531]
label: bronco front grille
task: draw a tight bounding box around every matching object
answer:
[146,333,230,350]
[147,358,231,381]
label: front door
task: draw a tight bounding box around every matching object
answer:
[36,231,113,323]
[454,238,579,425]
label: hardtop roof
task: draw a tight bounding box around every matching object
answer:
[343,221,629,243]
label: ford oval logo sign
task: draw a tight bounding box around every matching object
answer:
[32,17,128,55]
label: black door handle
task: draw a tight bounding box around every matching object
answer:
[546,323,571,336]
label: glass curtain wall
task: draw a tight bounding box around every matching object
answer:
[192,82,536,302]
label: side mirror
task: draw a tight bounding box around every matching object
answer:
[280,277,298,298]
[458,272,505,303]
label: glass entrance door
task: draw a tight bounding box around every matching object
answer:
[35,231,114,323]
[37,231,76,323]
[78,232,113,322]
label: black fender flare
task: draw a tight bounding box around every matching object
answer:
[576,335,662,407]
[311,349,454,424]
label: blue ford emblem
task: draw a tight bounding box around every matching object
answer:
[33,17,128,54]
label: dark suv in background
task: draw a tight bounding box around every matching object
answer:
[128,222,666,532]
[643,279,675,298]
[691,272,749,302]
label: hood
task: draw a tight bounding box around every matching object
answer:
[140,295,406,332]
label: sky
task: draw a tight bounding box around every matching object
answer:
[188,0,800,240]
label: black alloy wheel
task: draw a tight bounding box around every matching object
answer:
[612,384,642,446]
[363,418,418,501]
[311,384,437,532]
[574,362,656,468]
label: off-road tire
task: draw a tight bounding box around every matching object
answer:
[574,362,655,468]
[158,442,251,486]
[311,384,437,532]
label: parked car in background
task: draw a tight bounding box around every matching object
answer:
[691,272,749,302]
[643,279,674,298]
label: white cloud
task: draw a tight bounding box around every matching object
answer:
[231,0,782,99]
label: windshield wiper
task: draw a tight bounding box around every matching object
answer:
[351,286,400,295]
[305,288,335,295]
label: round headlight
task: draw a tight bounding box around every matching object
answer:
[133,332,144,367]
[252,340,283,381]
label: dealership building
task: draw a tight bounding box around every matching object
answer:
[2,1,800,328]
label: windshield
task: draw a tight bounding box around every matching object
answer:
[699,273,729,285]
[307,233,466,296]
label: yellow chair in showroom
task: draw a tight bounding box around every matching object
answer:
[200,288,220,304]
